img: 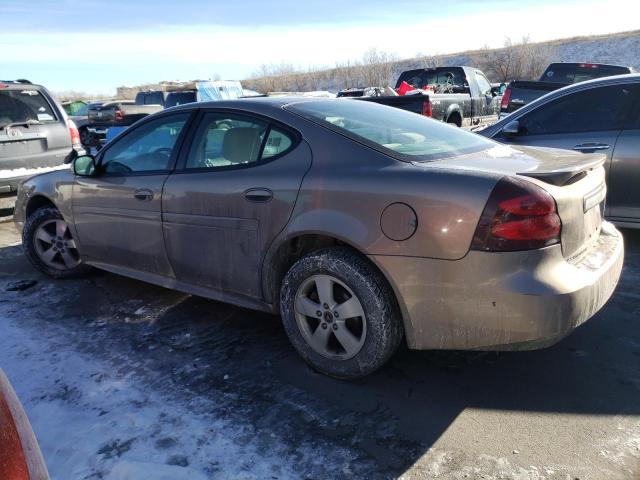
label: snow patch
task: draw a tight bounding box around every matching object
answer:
[0,164,69,179]
[0,315,300,480]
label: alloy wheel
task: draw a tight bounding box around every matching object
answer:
[33,219,81,270]
[294,274,367,360]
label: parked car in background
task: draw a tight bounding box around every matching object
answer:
[500,63,635,117]
[134,90,168,107]
[353,66,502,127]
[481,74,640,228]
[86,99,160,146]
[67,101,106,146]
[0,79,81,194]
[15,97,622,378]
[0,369,49,479]
[61,100,86,116]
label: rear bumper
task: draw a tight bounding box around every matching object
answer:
[371,222,624,350]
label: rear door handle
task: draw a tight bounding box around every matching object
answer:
[244,188,273,202]
[572,143,610,152]
[134,188,154,201]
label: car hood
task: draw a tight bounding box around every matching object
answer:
[422,144,606,186]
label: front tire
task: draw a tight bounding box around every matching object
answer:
[22,207,90,279]
[280,248,403,379]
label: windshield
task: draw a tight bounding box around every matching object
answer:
[165,91,197,108]
[541,64,630,84]
[0,89,57,127]
[286,99,495,162]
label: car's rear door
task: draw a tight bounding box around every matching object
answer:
[162,109,311,298]
[607,86,640,222]
[72,112,191,276]
[494,83,636,217]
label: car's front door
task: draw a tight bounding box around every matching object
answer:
[607,88,640,222]
[72,112,191,276]
[473,71,497,123]
[495,84,637,217]
[162,110,312,298]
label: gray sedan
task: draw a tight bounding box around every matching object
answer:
[481,74,640,228]
[14,98,623,378]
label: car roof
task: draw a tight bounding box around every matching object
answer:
[167,95,329,113]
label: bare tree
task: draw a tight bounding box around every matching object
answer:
[479,36,555,82]
[359,48,399,87]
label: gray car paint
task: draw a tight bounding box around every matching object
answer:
[14,97,624,351]
[480,74,640,228]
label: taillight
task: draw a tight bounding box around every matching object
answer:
[422,99,432,117]
[115,110,124,122]
[67,119,81,146]
[500,87,511,111]
[471,177,561,252]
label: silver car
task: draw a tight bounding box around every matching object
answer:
[14,98,623,378]
[481,74,640,228]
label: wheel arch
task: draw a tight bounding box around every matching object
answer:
[25,194,57,218]
[262,231,413,347]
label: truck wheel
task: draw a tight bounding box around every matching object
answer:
[79,127,93,146]
[22,207,91,279]
[280,247,403,379]
[447,113,462,127]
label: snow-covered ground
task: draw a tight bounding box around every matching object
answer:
[0,223,639,479]
[0,315,304,480]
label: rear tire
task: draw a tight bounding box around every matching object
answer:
[280,247,403,379]
[22,207,91,279]
[79,127,93,146]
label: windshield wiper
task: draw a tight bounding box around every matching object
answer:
[0,119,43,130]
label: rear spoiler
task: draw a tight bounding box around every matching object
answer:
[518,155,605,186]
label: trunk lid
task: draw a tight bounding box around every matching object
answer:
[424,144,607,258]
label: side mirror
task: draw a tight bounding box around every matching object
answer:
[73,155,97,176]
[502,120,521,136]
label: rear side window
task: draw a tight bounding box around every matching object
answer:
[518,85,634,135]
[185,112,295,169]
[0,90,57,126]
[286,99,495,162]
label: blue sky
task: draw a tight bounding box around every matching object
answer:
[1,0,637,94]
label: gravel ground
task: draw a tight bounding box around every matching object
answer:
[0,220,639,479]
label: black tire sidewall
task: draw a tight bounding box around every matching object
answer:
[22,207,90,279]
[280,248,403,379]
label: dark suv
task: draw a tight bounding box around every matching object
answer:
[0,80,82,194]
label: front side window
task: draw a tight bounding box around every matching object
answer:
[186,113,294,169]
[475,72,492,95]
[101,113,188,173]
[518,85,633,135]
[286,99,495,162]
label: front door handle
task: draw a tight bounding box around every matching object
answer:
[134,188,154,201]
[572,143,610,152]
[244,188,273,202]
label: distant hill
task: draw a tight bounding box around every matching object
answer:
[243,29,640,93]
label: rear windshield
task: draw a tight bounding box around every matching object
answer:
[395,68,465,89]
[136,91,165,105]
[286,99,495,162]
[0,89,57,127]
[165,91,197,108]
[541,64,631,84]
